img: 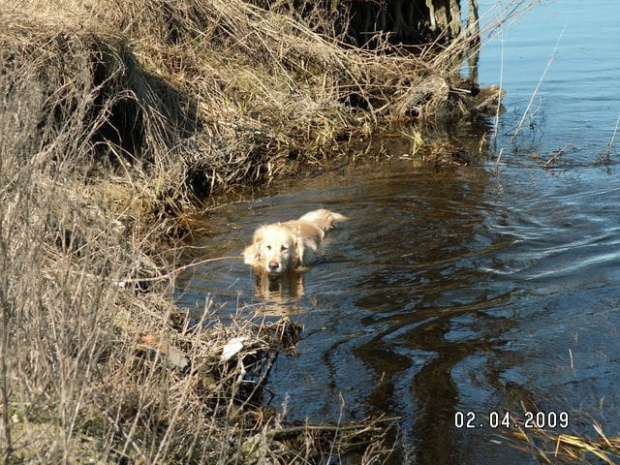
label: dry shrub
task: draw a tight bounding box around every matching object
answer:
[509,423,620,465]
[0,145,367,462]
[0,165,386,463]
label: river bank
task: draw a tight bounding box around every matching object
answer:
[0,1,526,462]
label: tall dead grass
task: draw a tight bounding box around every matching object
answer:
[0,3,408,461]
[509,422,620,465]
[1,0,504,201]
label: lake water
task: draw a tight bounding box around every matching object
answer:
[175,1,620,463]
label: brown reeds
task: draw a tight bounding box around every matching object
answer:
[1,0,502,199]
[0,146,386,462]
[510,422,620,464]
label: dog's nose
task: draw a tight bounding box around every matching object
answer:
[268,260,280,271]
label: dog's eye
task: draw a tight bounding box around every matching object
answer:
[281,245,288,251]
[265,245,272,250]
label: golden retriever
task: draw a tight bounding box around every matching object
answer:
[243,209,347,273]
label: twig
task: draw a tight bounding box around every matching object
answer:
[112,256,241,285]
[493,148,504,175]
[493,30,504,149]
[601,113,620,162]
[512,25,566,141]
[267,416,400,439]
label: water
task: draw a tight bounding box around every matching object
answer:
[480,0,620,164]
[175,1,620,463]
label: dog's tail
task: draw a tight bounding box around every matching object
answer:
[299,209,348,231]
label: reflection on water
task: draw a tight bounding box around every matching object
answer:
[253,271,305,302]
[174,0,620,463]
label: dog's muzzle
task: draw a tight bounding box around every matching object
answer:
[268,260,281,272]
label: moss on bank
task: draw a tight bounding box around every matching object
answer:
[0,0,521,462]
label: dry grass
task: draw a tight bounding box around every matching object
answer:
[0,141,391,462]
[1,2,415,461]
[510,422,620,464]
[0,150,390,463]
[1,0,512,201]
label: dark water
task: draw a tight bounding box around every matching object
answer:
[175,1,620,463]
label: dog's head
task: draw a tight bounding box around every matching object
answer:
[248,224,304,274]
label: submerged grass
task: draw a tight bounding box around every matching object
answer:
[0,0,534,462]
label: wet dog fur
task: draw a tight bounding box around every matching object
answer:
[243,209,347,273]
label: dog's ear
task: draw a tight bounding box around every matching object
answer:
[252,226,265,245]
[243,226,266,266]
[243,244,259,265]
[294,235,306,267]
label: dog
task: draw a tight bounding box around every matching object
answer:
[243,209,347,274]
